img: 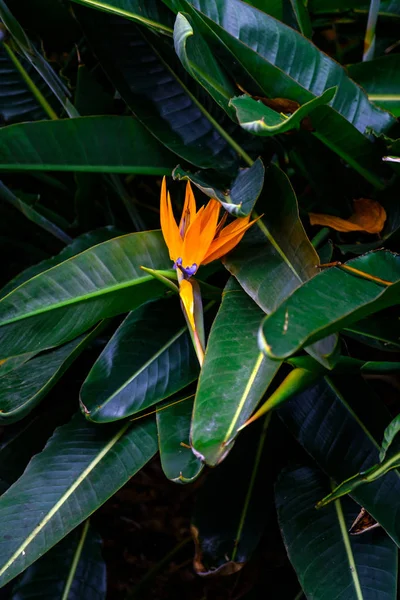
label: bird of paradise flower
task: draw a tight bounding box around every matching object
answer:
[154,177,257,365]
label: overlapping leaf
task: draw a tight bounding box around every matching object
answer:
[225,163,338,368]
[0,117,177,173]
[260,251,400,361]
[75,6,239,172]
[0,230,170,358]
[157,395,203,483]
[276,464,397,600]
[278,376,400,547]
[164,0,394,184]
[173,158,264,217]
[0,322,105,424]
[80,298,198,422]
[191,278,281,466]
[0,413,157,587]
[11,523,106,600]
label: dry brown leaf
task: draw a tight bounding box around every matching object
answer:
[309,198,386,234]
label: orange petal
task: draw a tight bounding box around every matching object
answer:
[178,181,197,236]
[309,199,386,234]
[203,215,256,265]
[181,200,220,267]
[160,177,182,261]
[179,279,196,332]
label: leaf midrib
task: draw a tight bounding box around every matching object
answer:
[0,420,132,579]
[85,325,190,417]
[0,274,155,327]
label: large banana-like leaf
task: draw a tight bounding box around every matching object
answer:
[279,376,400,547]
[0,227,121,298]
[0,117,177,174]
[191,278,281,466]
[11,523,106,600]
[157,395,203,483]
[276,464,397,600]
[0,230,171,358]
[260,251,400,361]
[0,322,105,424]
[225,163,338,368]
[0,413,157,587]
[0,45,48,124]
[164,0,394,185]
[80,298,198,422]
[348,55,400,118]
[75,6,240,172]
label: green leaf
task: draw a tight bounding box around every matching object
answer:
[0,230,171,358]
[344,313,400,353]
[69,0,174,34]
[0,0,73,116]
[276,464,397,600]
[348,55,400,117]
[0,181,71,244]
[0,413,157,587]
[157,395,203,483]
[0,322,106,424]
[191,278,281,466]
[11,522,106,600]
[278,376,400,547]
[381,415,400,461]
[0,116,177,174]
[173,157,264,217]
[0,45,49,124]
[0,227,121,298]
[260,251,400,361]
[165,0,395,185]
[173,12,237,117]
[191,417,275,574]
[231,87,337,135]
[80,298,199,422]
[289,0,313,37]
[225,164,338,368]
[76,6,240,172]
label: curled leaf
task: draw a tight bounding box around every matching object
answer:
[309,199,386,234]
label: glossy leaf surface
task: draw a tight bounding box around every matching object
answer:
[0,117,177,173]
[157,395,203,483]
[0,323,104,424]
[348,55,400,117]
[191,278,281,466]
[80,298,198,422]
[165,0,394,183]
[0,230,170,358]
[276,464,397,600]
[0,227,121,298]
[279,377,400,547]
[173,157,264,217]
[11,523,106,600]
[0,413,157,587]
[76,6,239,171]
[225,164,338,368]
[0,45,48,124]
[231,87,336,135]
[260,251,400,360]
